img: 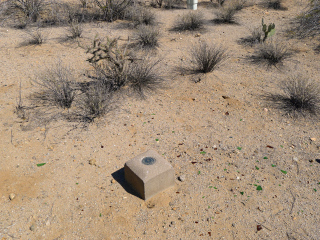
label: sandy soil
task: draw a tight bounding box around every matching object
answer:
[1,0,320,239]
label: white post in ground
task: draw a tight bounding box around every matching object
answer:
[187,0,198,10]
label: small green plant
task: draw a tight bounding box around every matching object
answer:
[188,41,228,73]
[173,11,204,31]
[262,18,275,42]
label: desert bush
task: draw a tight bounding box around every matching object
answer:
[78,82,113,120]
[87,37,132,90]
[251,27,263,43]
[214,6,237,23]
[136,25,160,48]
[231,0,246,10]
[189,41,228,73]
[26,27,46,44]
[296,0,320,37]
[126,59,164,97]
[265,76,320,117]
[150,0,163,8]
[125,5,156,27]
[217,0,225,6]
[33,62,76,108]
[93,0,132,22]
[173,11,204,31]
[86,36,164,96]
[164,0,183,9]
[66,19,83,39]
[249,41,291,68]
[8,0,46,23]
[265,0,284,10]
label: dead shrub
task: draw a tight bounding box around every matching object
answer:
[78,82,113,121]
[33,62,76,108]
[93,0,133,22]
[125,5,156,27]
[136,25,160,48]
[173,11,204,31]
[213,6,237,24]
[26,27,46,44]
[66,19,83,39]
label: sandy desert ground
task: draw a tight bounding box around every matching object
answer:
[0,0,320,239]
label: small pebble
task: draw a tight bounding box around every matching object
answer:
[171,221,176,225]
[9,193,15,200]
[30,224,35,231]
[310,138,316,141]
[89,159,96,166]
[178,175,186,182]
[111,179,115,183]
[293,157,298,161]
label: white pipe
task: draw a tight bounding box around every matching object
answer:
[187,0,198,10]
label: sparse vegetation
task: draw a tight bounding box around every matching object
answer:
[125,5,156,27]
[8,0,46,23]
[93,0,132,22]
[26,27,46,44]
[214,6,237,24]
[87,36,164,96]
[296,0,320,37]
[126,59,164,97]
[136,25,160,48]
[231,0,246,10]
[33,62,76,108]
[265,0,285,10]
[78,82,113,121]
[66,19,83,39]
[265,76,320,117]
[173,11,204,31]
[163,0,183,9]
[188,41,228,73]
[249,41,291,68]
